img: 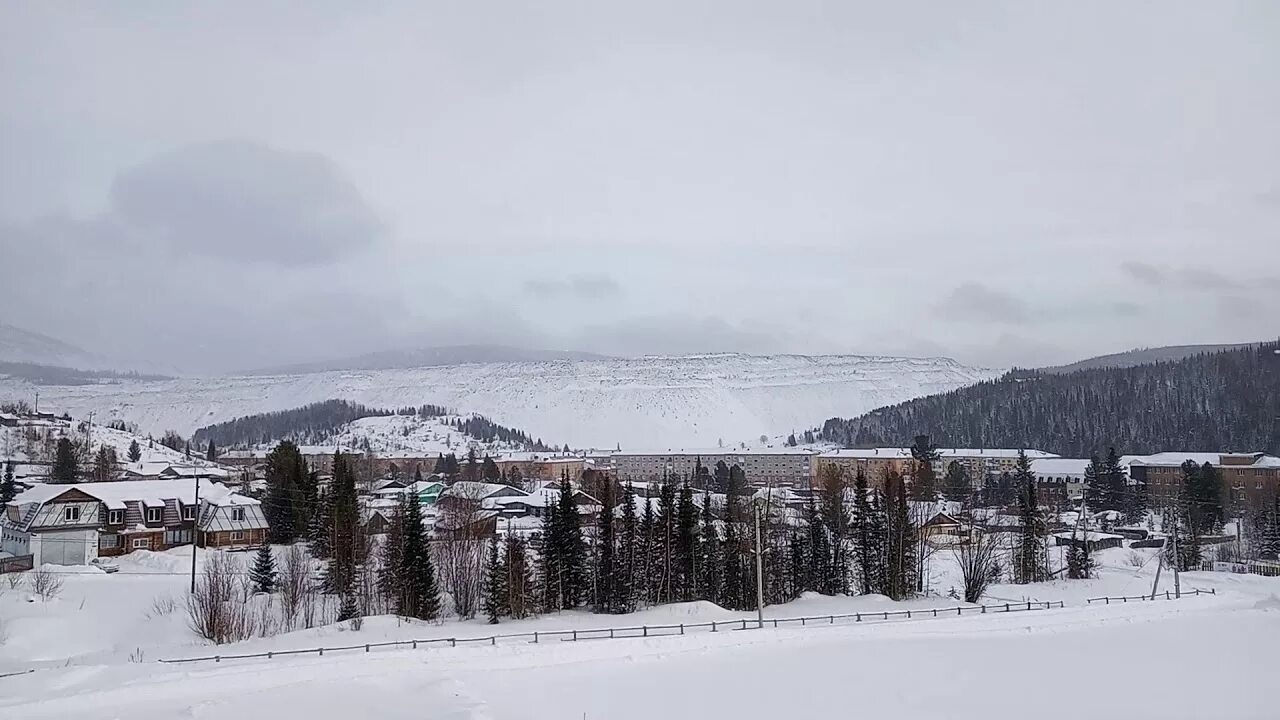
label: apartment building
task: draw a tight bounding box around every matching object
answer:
[612,448,819,487]
[1125,452,1280,505]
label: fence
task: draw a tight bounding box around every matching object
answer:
[1199,560,1280,577]
[157,600,1065,665]
[1085,588,1216,604]
[0,554,33,574]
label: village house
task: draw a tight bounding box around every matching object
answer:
[1124,452,1280,505]
[1,479,268,565]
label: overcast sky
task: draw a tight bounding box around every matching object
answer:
[2,1,1278,374]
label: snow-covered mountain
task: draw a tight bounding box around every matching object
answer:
[0,322,106,369]
[11,353,999,449]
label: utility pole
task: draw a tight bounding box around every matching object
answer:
[1170,514,1182,599]
[753,501,764,629]
[191,467,201,594]
[1150,550,1163,600]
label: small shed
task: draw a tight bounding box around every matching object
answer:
[1053,531,1123,552]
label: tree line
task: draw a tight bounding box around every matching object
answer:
[821,341,1280,457]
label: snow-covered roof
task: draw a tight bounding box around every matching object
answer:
[1053,531,1123,542]
[443,481,528,500]
[9,478,251,510]
[937,449,1059,460]
[1030,458,1091,476]
[819,448,914,460]
[1122,452,1280,468]
[616,447,820,457]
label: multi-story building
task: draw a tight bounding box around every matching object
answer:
[934,448,1060,480]
[1,478,267,566]
[612,448,819,487]
[1030,458,1090,507]
[1124,452,1280,505]
[815,449,915,489]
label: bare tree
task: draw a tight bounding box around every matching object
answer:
[952,524,1002,604]
[187,553,254,644]
[436,484,489,618]
[278,543,310,631]
[31,567,63,600]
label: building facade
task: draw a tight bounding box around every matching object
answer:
[1125,452,1280,505]
[611,449,819,487]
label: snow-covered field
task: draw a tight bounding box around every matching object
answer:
[2,545,1278,719]
[6,353,998,448]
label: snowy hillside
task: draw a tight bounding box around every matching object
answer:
[324,414,526,457]
[0,416,211,481]
[10,353,999,448]
[0,322,105,369]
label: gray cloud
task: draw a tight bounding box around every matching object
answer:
[523,274,622,301]
[110,140,382,265]
[1121,261,1167,287]
[938,283,1031,325]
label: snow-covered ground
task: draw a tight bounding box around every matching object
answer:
[2,556,1277,719]
[0,418,212,482]
[6,353,999,448]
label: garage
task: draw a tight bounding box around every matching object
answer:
[37,530,90,565]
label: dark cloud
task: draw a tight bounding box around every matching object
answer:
[523,274,622,301]
[110,140,382,265]
[938,283,1031,325]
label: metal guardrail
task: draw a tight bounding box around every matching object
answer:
[1085,588,1216,604]
[156,600,1066,665]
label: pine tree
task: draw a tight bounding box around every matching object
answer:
[206,440,218,462]
[127,439,142,463]
[786,530,808,601]
[1,461,17,504]
[803,492,828,593]
[1100,448,1127,512]
[483,537,508,623]
[557,481,586,609]
[92,444,117,482]
[908,434,940,501]
[337,590,360,622]
[697,489,721,604]
[713,461,730,494]
[52,437,78,483]
[787,433,797,447]
[432,453,447,474]
[251,543,277,593]
[1013,450,1048,583]
[443,453,461,478]
[817,466,851,595]
[1083,454,1103,510]
[464,448,480,482]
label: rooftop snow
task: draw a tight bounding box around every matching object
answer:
[1030,458,1092,475]
[9,478,251,508]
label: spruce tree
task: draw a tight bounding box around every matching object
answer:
[506,535,535,619]
[127,439,142,463]
[676,478,698,601]
[442,453,461,478]
[1,461,17,504]
[400,491,441,619]
[697,489,721,605]
[640,494,657,605]
[308,488,332,559]
[433,453,447,474]
[52,437,78,484]
[483,537,508,623]
[818,467,850,595]
[1083,454,1103,510]
[721,519,745,610]
[264,440,305,543]
[324,451,361,596]
[594,476,620,613]
[378,498,405,607]
[803,493,828,593]
[482,455,502,483]
[1100,448,1127,512]
[850,468,883,595]
[464,448,480,482]
[941,461,972,502]
[908,434,940,501]
[882,470,917,600]
[654,479,676,604]
[713,461,730,494]
[617,483,638,612]
[1013,450,1047,583]
[556,481,586,609]
[251,543,277,594]
[206,440,218,462]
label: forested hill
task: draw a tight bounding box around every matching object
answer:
[191,399,394,447]
[820,341,1280,457]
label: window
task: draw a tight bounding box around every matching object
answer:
[107,509,124,525]
[164,529,192,545]
[230,531,245,541]
[132,537,150,549]
[99,534,120,549]
[63,506,81,521]
[182,504,196,521]
[145,507,162,524]
[231,507,246,522]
